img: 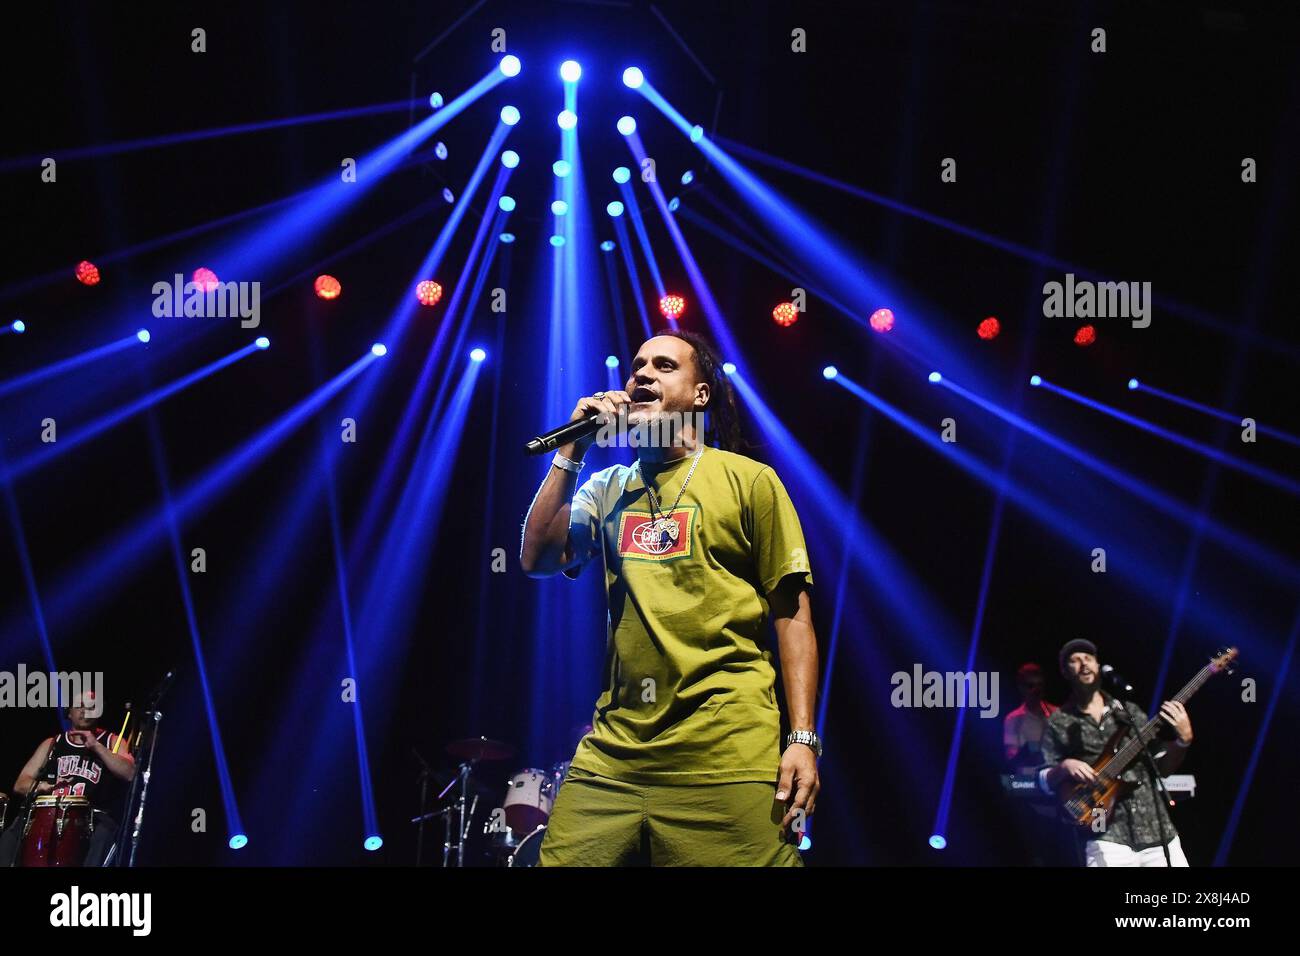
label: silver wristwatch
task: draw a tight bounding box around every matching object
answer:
[785,730,822,758]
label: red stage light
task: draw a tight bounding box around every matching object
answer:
[192,267,220,292]
[75,260,100,286]
[314,274,342,300]
[416,280,443,307]
[660,294,686,320]
[772,302,798,327]
[869,308,894,333]
[1074,324,1096,346]
[977,316,1000,340]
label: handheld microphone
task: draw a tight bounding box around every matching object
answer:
[524,413,603,456]
[1101,664,1134,696]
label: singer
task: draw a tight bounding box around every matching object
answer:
[520,330,820,866]
[1039,640,1193,867]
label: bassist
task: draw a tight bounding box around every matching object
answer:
[1038,639,1193,867]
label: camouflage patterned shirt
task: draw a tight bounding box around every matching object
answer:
[1040,694,1179,850]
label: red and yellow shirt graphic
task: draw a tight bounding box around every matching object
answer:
[615,507,697,561]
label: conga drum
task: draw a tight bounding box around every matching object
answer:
[21,795,93,867]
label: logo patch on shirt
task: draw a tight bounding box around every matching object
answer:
[616,507,696,561]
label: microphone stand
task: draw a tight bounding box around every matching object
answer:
[115,671,175,867]
[412,748,433,867]
[1109,699,1174,867]
[123,709,162,867]
[437,760,477,867]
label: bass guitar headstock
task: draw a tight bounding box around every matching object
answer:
[1209,647,1239,675]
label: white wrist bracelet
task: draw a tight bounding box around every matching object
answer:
[552,452,584,474]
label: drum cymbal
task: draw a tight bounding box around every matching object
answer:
[445,736,516,762]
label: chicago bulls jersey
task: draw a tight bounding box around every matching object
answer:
[44,730,122,802]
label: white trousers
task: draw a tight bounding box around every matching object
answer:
[1085,835,1189,867]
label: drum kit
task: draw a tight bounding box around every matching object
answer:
[414,732,582,868]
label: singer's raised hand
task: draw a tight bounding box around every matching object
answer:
[568,390,631,452]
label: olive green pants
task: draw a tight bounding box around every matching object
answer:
[537,767,804,867]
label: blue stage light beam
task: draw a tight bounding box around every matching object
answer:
[1036,377,1300,498]
[0,333,143,399]
[730,369,965,665]
[931,482,1008,845]
[301,327,384,856]
[614,177,666,298]
[731,369,973,852]
[207,68,505,290]
[1134,380,1300,449]
[349,359,487,719]
[635,81,1028,383]
[680,196,859,320]
[707,135,1300,364]
[610,215,654,340]
[323,434,381,849]
[2,139,451,305]
[421,211,509,429]
[144,410,245,849]
[0,349,380,658]
[0,191,311,304]
[262,124,515,601]
[0,450,59,675]
[263,193,448,299]
[806,412,872,852]
[202,334,388,860]
[275,228,508,838]
[524,112,619,761]
[7,341,264,482]
[469,300,509,730]
[829,369,1290,644]
[936,375,1300,585]
[0,99,417,173]
[1214,603,1299,865]
[599,246,634,362]
[363,122,514,362]
[621,129,743,362]
[344,189,511,574]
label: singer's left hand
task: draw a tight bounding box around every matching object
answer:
[775,745,819,835]
[1159,700,1192,744]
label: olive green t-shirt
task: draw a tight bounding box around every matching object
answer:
[563,446,813,784]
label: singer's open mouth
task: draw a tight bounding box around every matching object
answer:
[631,387,659,404]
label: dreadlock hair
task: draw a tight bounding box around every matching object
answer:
[652,327,747,454]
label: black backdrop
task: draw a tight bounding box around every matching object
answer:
[2,0,1297,866]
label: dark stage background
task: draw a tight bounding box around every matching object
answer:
[2,0,1298,866]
